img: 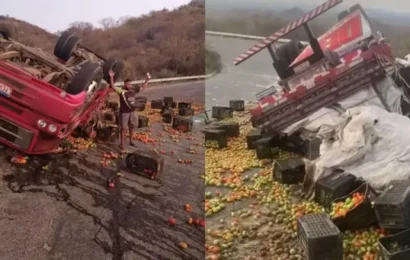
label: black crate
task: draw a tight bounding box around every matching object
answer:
[374,180,410,230]
[178,107,194,117]
[135,103,146,112]
[213,122,239,138]
[138,115,149,128]
[379,228,410,260]
[314,172,360,210]
[135,96,147,104]
[279,133,306,155]
[172,117,193,132]
[298,213,343,260]
[151,99,163,109]
[163,96,173,103]
[178,102,191,109]
[254,137,278,159]
[212,106,233,120]
[204,129,227,149]
[303,138,322,160]
[164,101,177,109]
[124,150,164,180]
[331,182,378,232]
[162,109,174,123]
[229,99,245,111]
[246,128,262,149]
[273,158,305,184]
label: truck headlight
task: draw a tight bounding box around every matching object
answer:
[48,124,57,133]
[37,119,47,128]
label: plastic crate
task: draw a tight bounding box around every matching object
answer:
[314,172,360,210]
[213,122,240,138]
[138,115,149,128]
[246,128,262,149]
[172,117,193,132]
[273,158,305,184]
[229,99,245,111]
[303,138,322,160]
[178,107,194,117]
[162,108,174,123]
[374,180,410,230]
[379,228,410,260]
[298,213,343,260]
[164,101,177,109]
[124,150,164,180]
[204,129,228,149]
[254,137,277,159]
[331,182,378,232]
[151,99,163,109]
[177,102,191,109]
[279,133,306,155]
[211,106,233,120]
[163,96,173,103]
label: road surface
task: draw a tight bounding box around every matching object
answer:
[0,81,205,260]
[205,34,281,109]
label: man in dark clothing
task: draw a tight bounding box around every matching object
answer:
[108,70,150,150]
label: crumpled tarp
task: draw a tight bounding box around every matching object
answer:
[308,106,410,189]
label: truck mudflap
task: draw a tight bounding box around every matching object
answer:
[251,54,386,132]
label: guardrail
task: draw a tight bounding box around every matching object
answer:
[205,30,309,45]
[114,73,213,86]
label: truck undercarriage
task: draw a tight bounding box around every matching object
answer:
[0,21,124,154]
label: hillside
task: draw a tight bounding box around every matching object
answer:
[0,0,205,79]
[206,9,410,58]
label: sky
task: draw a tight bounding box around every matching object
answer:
[2,0,191,32]
[208,0,410,14]
[290,0,410,13]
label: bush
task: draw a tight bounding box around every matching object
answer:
[4,0,205,80]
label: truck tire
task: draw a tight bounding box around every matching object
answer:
[102,58,124,82]
[54,31,81,62]
[54,31,73,58]
[338,10,350,21]
[0,23,16,40]
[66,62,103,95]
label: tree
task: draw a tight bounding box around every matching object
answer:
[99,18,116,29]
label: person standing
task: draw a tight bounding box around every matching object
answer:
[108,70,151,151]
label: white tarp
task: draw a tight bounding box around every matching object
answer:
[283,76,405,135]
[310,106,410,189]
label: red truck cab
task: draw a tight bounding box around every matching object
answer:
[0,27,122,154]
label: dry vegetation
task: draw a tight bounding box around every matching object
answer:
[206,9,410,58]
[0,0,205,79]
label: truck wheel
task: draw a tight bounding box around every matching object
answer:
[54,31,81,62]
[0,23,16,40]
[102,58,124,82]
[338,10,350,21]
[66,62,103,95]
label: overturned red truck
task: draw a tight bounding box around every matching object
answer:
[0,23,124,154]
[234,0,410,135]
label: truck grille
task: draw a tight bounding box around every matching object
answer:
[0,117,33,150]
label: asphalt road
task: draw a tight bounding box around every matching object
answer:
[205,35,281,109]
[0,81,205,260]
